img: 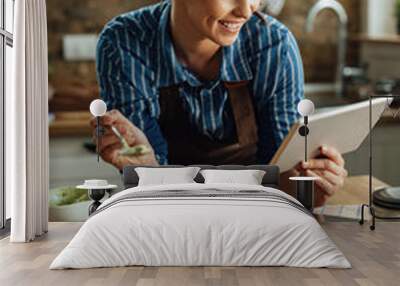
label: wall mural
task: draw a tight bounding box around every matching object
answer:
[47,0,367,222]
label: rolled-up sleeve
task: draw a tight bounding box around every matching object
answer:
[96,33,168,165]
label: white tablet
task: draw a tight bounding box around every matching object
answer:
[270,98,391,173]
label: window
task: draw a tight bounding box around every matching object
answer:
[1,0,14,231]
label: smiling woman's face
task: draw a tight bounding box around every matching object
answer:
[175,0,261,46]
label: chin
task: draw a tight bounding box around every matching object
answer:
[211,33,239,47]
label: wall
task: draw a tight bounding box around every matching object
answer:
[47,0,158,87]
[278,0,361,82]
[47,0,361,87]
[361,42,400,81]
[362,0,397,36]
[359,0,400,81]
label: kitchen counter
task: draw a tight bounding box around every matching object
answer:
[49,91,400,138]
[327,175,388,205]
[325,175,400,221]
[352,34,400,46]
[49,111,92,137]
[306,91,400,123]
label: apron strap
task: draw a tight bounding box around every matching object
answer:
[224,81,258,146]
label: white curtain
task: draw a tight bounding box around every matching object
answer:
[7,0,49,242]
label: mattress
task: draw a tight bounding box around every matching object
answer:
[50,183,351,269]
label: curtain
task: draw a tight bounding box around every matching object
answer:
[7,0,49,242]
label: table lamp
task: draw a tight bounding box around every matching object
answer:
[297,99,315,162]
[290,99,316,211]
[90,99,107,162]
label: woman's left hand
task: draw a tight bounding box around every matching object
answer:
[297,145,348,207]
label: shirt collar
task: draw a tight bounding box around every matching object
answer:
[220,40,253,83]
[156,3,187,88]
[156,2,253,88]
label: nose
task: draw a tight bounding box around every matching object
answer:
[233,0,259,19]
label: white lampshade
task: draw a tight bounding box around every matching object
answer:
[297,99,315,116]
[90,99,107,117]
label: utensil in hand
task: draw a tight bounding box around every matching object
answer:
[110,126,151,156]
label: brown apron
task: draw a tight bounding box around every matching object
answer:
[158,81,258,165]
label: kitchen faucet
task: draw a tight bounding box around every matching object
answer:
[305,0,348,98]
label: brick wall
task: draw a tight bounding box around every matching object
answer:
[47,0,159,87]
[279,0,361,82]
[47,0,361,86]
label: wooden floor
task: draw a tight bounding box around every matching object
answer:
[0,222,399,286]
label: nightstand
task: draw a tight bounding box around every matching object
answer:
[289,176,319,211]
[76,180,118,215]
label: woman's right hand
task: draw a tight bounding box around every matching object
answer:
[90,109,159,170]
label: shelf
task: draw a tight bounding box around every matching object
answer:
[352,34,400,45]
[49,111,92,137]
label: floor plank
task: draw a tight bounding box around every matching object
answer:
[0,222,399,286]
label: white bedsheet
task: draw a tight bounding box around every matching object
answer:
[50,183,351,269]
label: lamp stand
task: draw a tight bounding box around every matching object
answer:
[359,95,376,230]
[298,116,309,163]
[359,93,400,231]
[96,117,100,162]
[95,116,105,162]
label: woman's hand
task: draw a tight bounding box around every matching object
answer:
[90,109,159,170]
[296,145,348,207]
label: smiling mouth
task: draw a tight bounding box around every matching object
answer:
[218,20,243,33]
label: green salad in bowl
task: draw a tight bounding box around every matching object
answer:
[49,186,89,207]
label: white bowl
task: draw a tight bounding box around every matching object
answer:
[76,179,117,190]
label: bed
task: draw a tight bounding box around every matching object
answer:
[50,165,350,269]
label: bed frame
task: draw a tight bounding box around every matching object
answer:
[122,165,280,189]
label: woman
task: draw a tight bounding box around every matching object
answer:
[92,0,348,206]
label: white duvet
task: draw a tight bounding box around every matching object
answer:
[50,183,351,269]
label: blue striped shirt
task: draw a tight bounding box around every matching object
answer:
[96,1,304,165]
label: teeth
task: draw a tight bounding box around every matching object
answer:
[220,21,241,30]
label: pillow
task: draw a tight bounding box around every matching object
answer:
[135,167,201,186]
[200,169,266,185]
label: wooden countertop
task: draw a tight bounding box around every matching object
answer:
[49,111,92,137]
[352,34,400,45]
[50,107,400,138]
[324,176,400,221]
[327,175,389,205]
[381,108,400,123]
